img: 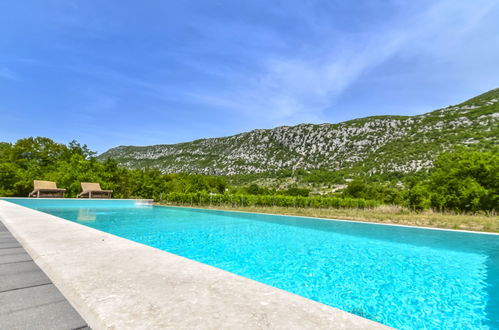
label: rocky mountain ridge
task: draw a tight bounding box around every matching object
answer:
[99,88,499,175]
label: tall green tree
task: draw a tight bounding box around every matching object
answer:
[428,149,498,212]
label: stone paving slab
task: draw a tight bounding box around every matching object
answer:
[0,241,21,249]
[0,251,32,264]
[0,260,51,292]
[0,284,88,330]
[0,236,18,243]
[0,247,25,256]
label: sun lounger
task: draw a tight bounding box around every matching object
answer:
[77,182,113,199]
[28,180,66,198]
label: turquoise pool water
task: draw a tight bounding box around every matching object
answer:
[4,198,499,329]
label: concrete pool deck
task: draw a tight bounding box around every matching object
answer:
[0,200,389,329]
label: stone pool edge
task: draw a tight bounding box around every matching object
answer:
[0,200,389,330]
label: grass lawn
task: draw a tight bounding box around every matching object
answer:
[157,203,499,233]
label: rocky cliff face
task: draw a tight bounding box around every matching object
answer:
[99,89,499,175]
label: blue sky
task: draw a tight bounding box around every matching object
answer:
[1,0,498,153]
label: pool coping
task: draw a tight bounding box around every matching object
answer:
[0,200,389,330]
[158,204,499,236]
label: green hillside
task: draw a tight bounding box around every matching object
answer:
[99,88,499,177]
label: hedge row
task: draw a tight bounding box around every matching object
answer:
[159,192,379,209]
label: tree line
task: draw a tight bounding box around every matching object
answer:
[0,137,497,213]
[0,137,226,198]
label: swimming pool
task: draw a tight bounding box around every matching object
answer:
[4,198,499,329]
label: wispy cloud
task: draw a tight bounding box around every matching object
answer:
[187,0,498,126]
[13,0,496,127]
[0,67,20,81]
